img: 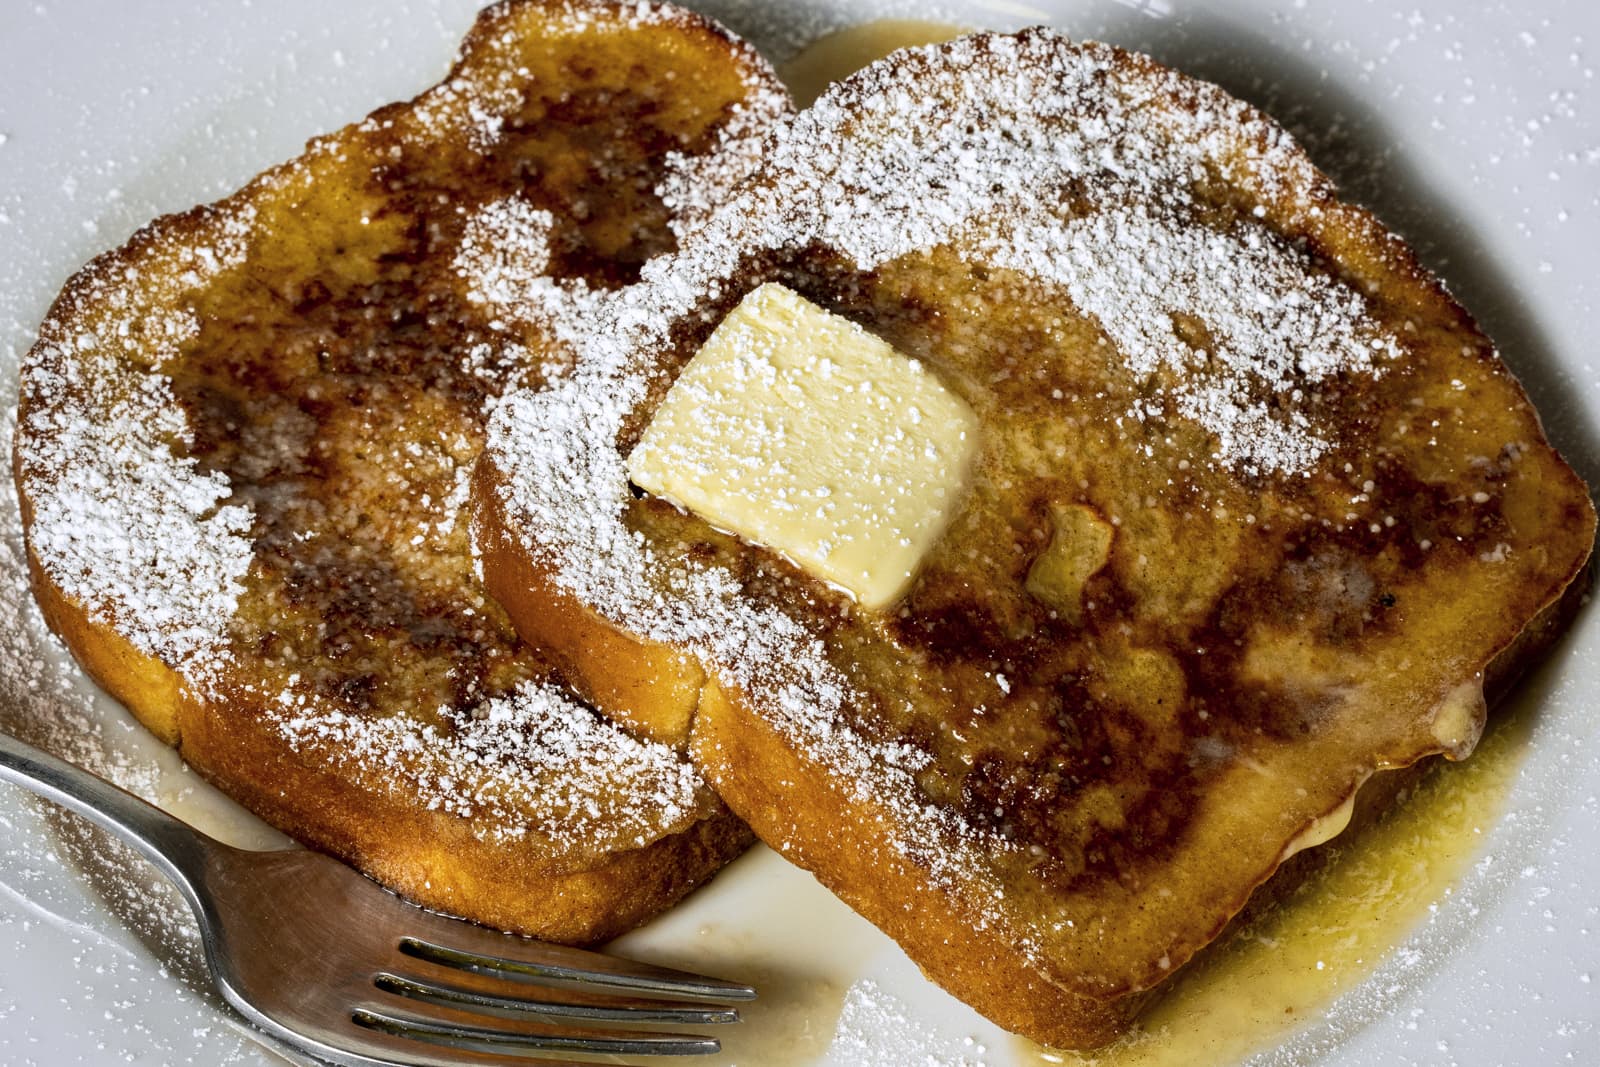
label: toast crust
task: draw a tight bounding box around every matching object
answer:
[473,28,1595,1041]
[14,0,789,941]
[22,533,751,939]
[473,460,708,748]
[475,443,1592,1034]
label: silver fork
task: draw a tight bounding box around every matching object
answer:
[0,729,754,1066]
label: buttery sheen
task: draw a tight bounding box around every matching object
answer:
[1023,706,1532,1066]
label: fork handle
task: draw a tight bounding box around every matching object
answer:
[0,728,216,899]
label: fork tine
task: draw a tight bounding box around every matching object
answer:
[350,1000,722,1057]
[373,967,740,1024]
[395,927,755,1002]
[291,1017,644,1067]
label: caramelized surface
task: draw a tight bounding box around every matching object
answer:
[17,0,787,938]
[174,9,757,732]
[474,28,1594,1039]
[774,244,1587,890]
[613,219,1592,975]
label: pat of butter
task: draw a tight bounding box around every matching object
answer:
[627,283,978,609]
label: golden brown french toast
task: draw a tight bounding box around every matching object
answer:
[14,0,791,941]
[471,29,1595,1045]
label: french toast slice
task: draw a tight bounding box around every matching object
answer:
[471,29,1596,1045]
[13,0,791,941]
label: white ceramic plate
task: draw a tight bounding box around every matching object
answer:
[2,1,1596,1064]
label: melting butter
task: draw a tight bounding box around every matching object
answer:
[1278,790,1358,861]
[628,284,978,610]
[1430,677,1488,758]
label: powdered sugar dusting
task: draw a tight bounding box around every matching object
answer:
[2,406,288,1063]
[491,333,1025,950]
[454,196,607,332]
[16,206,259,674]
[409,0,752,148]
[981,204,1396,473]
[455,197,558,303]
[2,0,1598,1062]
[658,96,792,241]
[760,32,1394,474]
[277,681,708,849]
[481,29,1403,947]
[13,0,789,861]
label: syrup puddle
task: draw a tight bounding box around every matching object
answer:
[155,764,291,851]
[1022,705,1533,1065]
[779,19,970,106]
[610,845,884,1065]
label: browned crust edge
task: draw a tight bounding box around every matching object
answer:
[19,469,753,942]
[471,453,709,747]
[475,431,1593,1038]
[474,444,1143,1042]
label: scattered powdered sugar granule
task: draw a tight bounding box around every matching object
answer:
[0,3,780,1054]
[9,0,780,865]
[824,980,990,1067]
[7,4,1599,1065]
